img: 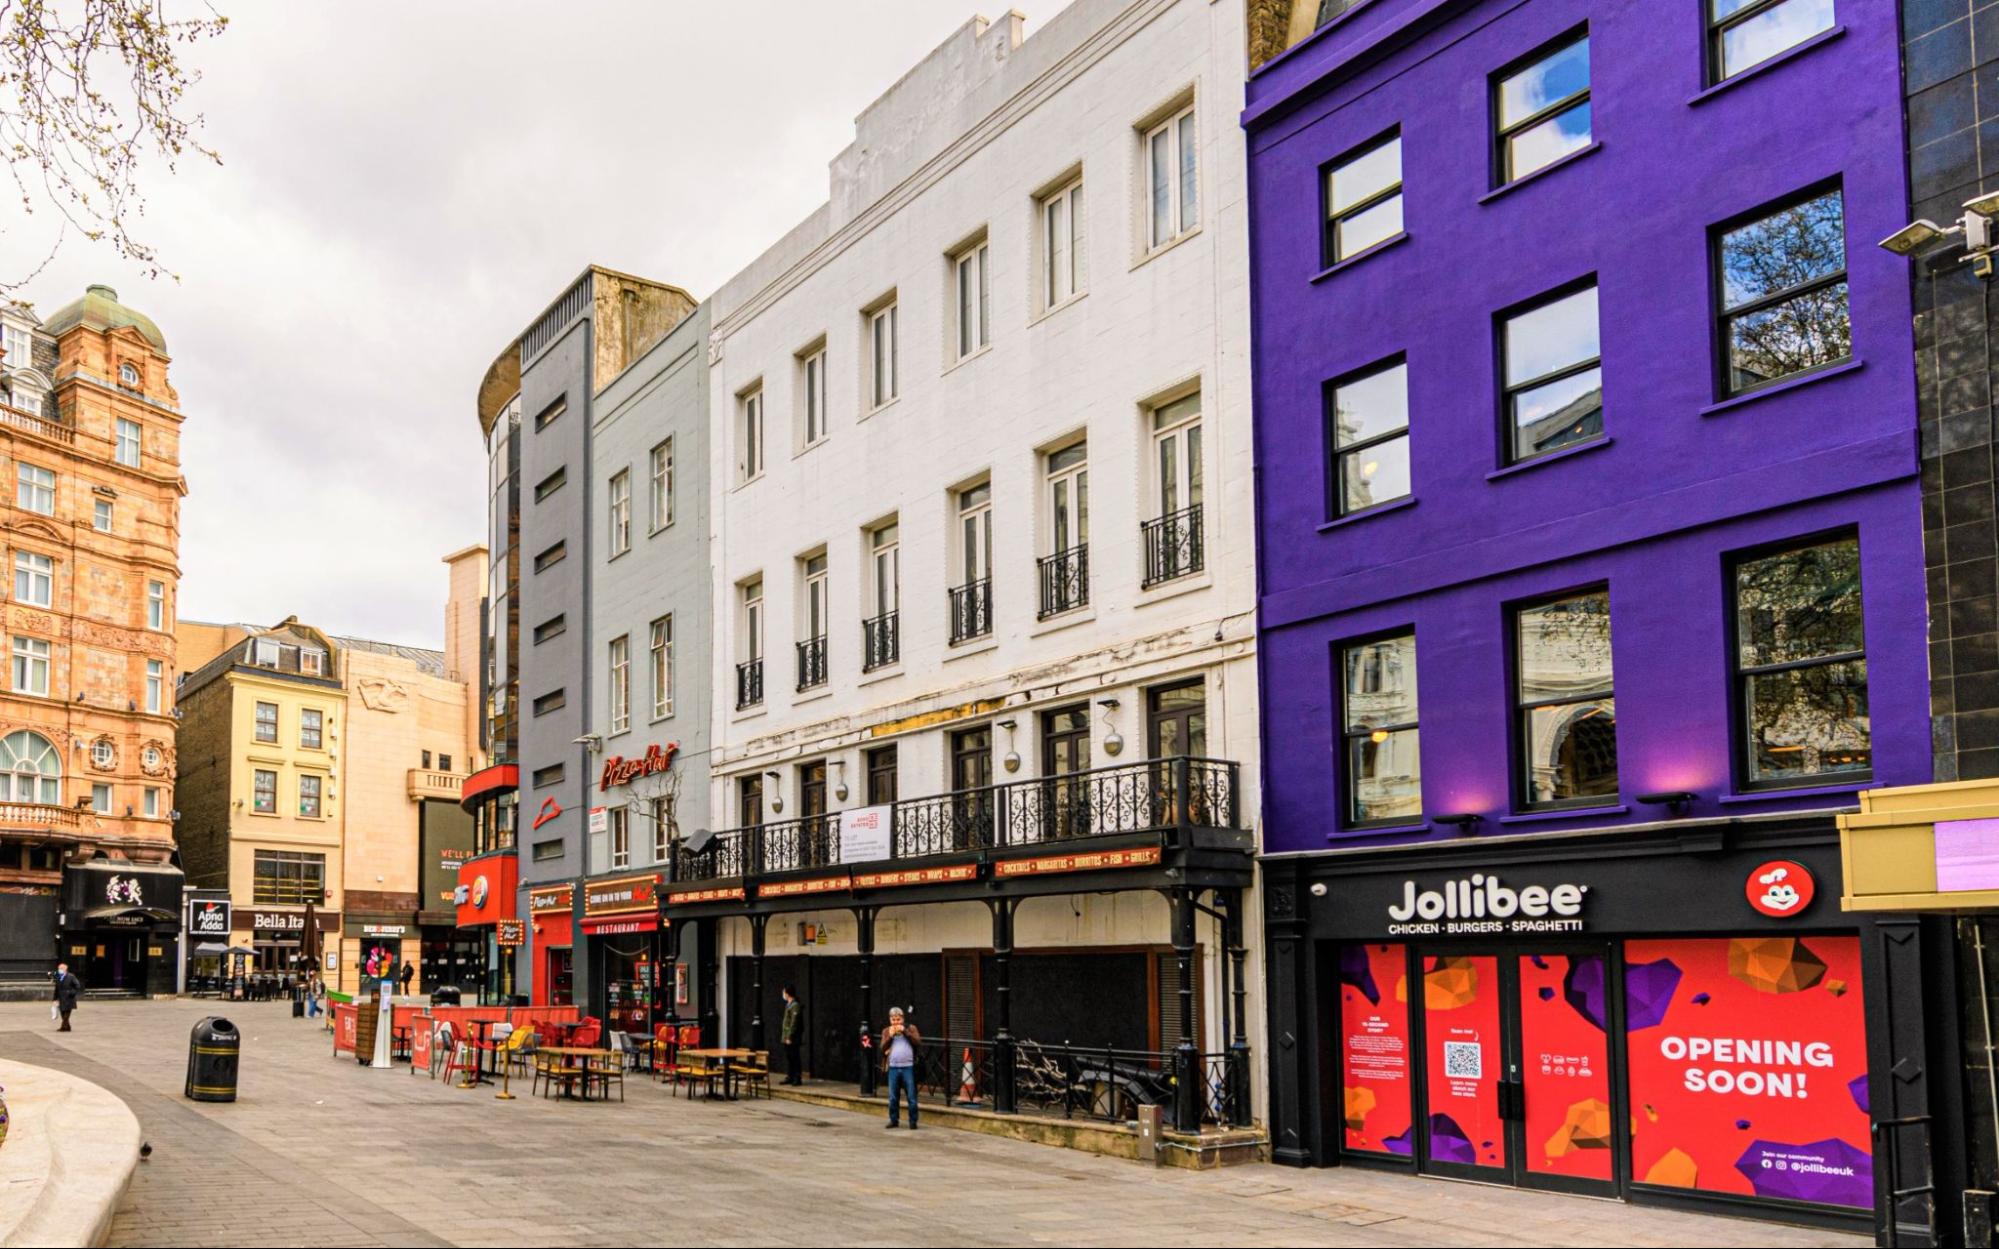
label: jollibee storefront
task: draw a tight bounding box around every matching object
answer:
[1266,827,1942,1236]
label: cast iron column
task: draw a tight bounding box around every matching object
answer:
[697,917,720,1046]
[1171,886,1200,1132]
[660,917,684,1035]
[856,906,877,1097]
[991,897,1017,1114]
[748,914,769,1052]
[1225,887,1252,1127]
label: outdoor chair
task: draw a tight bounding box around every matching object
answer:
[738,1049,772,1100]
[650,1024,677,1080]
[503,1027,537,1078]
[591,1048,626,1102]
[672,1053,717,1099]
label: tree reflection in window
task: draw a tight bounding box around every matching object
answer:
[1735,535,1869,785]
[1718,188,1849,395]
[1515,589,1617,806]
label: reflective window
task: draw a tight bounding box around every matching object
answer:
[1146,104,1199,250]
[1717,188,1848,395]
[1735,535,1869,786]
[1502,284,1602,463]
[1515,590,1617,807]
[1495,34,1591,184]
[1710,0,1834,82]
[1325,131,1402,264]
[1341,633,1421,826]
[1329,360,1411,515]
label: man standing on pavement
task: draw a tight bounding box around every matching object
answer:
[780,985,803,1086]
[51,962,80,1032]
[882,1006,920,1130]
[399,960,415,996]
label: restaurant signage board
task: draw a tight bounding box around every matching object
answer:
[599,742,679,791]
[584,873,660,917]
[496,919,526,947]
[528,884,573,912]
[189,898,231,938]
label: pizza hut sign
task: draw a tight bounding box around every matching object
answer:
[600,742,679,792]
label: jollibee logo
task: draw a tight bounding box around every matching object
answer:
[1745,859,1814,918]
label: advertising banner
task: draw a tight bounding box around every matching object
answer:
[1420,953,1506,1170]
[1624,936,1871,1209]
[839,806,893,863]
[1339,943,1412,1155]
[1517,952,1612,1181]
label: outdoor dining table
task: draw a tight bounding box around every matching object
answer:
[539,1046,618,1101]
[678,1048,757,1101]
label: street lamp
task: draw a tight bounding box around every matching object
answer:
[1881,194,1999,277]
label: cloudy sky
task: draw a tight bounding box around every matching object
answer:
[14,1,1072,649]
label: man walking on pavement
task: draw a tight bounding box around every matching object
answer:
[780,985,803,1086]
[51,961,80,1032]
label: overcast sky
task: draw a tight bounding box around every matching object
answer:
[14,2,1073,649]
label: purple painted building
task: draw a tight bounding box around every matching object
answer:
[1244,1,1953,1237]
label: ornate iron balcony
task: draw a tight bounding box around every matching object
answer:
[1141,503,1204,588]
[673,754,1242,885]
[862,611,899,671]
[948,577,991,644]
[735,658,764,709]
[795,636,827,691]
[1037,544,1089,619]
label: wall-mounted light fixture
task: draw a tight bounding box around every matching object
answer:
[1435,812,1482,834]
[1636,790,1696,817]
[1097,698,1123,757]
[765,770,784,814]
[831,758,850,803]
[998,720,1021,773]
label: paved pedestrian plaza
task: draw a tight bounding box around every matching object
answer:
[0,1000,1867,1248]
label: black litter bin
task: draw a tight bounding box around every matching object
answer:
[429,986,461,1007]
[187,1017,239,1102]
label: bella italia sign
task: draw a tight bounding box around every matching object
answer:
[599,742,679,792]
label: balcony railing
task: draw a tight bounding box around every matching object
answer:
[406,769,465,800]
[1037,544,1088,618]
[736,658,764,709]
[674,755,1240,885]
[0,802,87,832]
[948,578,991,644]
[1142,503,1204,588]
[862,610,898,671]
[795,637,827,691]
[0,404,75,447]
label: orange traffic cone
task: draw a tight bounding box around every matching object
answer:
[955,1046,979,1105]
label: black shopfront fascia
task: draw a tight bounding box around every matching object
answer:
[58,859,184,996]
[1260,818,1963,1246]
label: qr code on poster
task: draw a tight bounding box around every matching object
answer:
[1443,1041,1482,1079]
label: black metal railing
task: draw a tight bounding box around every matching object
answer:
[673,755,1240,885]
[901,1036,1251,1131]
[1142,503,1204,587]
[1037,544,1088,618]
[796,636,827,691]
[735,658,763,709]
[948,578,991,644]
[862,611,899,671]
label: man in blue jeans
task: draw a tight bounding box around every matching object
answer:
[882,1006,921,1129]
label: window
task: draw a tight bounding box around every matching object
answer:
[15,464,53,515]
[608,805,629,870]
[1340,634,1422,826]
[866,524,900,670]
[1145,102,1199,250]
[299,774,323,818]
[12,551,50,607]
[1040,177,1085,309]
[92,739,114,769]
[866,744,898,805]
[533,615,566,645]
[0,731,59,804]
[118,362,140,388]
[1495,32,1591,184]
[739,773,764,827]
[799,554,829,690]
[608,469,631,556]
[533,839,563,862]
[142,744,160,771]
[421,749,432,769]
[300,707,323,750]
[650,438,675,529]
[1502,283,1602,464]
[91,783,110,814]
[255,701,278,743]
[1716,187,1848,396]
[533,689,566,717]
[953,240,990,361]
[533,762,564,788]
[1146,392,1205,586]
[92,499,112,533]
[1041,441,1089,617]
[2,325,28,368]
[439,753,452,772]
[799,348,828,447]
[145,659,162,714]
[739,579,765,708]
[300,647,324,676]
[534,399,565,431]
[651,796,671,863]
[1710,0,1834,82]
[952,481,993,643]
[11,636,48,696]
[115,418,141,467]
[740,386,765,481]
[252,849,324,903]
[143,787,159,818]
[1734,534,1869,786]
[1329,359,1412,516]
[1324,131,1402,264]
[1514,589,1617,808]
[147,579,165,630]
[609,634,630,734]
[868,301,899,409]
[534,541,566,573]
[650,615,673,719]
[534,466,567,503]
[252,768,277,814]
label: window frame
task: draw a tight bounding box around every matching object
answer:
[254,701,279,744]
[15,464,53,515]
[608,804,630,870]
[298,773,323,819]
[1708,0,1836,84]
[533,466,567,503]
[13,550,51,608]
[11,634,48,696]
[650,614,673,720]
[1039,175,1086,312]
[300,707,323,750]
[1711,181,1850,399]
[650,437,676,530]
[1322,127,1404,266]
[1491,27,1592,187]
[1326,356,1413,519]
[145,659,163,714]
[952,239,991,362]
[608,633,631,735]
[114,418,142,467]
[252,768,278,815]
[1144,101,1200,252]
[92,499,113,533]
[798,346,828,448]
[147,579,166,630]
[867,300,899,411]
[1509,584,1619,811]
[739,385,766,482]
[1497,277,1603,466]
[1338,629,1423,830]
[607,468,631,557]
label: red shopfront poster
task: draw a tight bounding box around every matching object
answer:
[1517,952,1613,1181]
[1422,953,1505,1169]
[1338,943,1412,1154]
[1624,936,1871,1209]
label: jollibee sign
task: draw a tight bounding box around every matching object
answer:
[1745,860,1814,919]
[1386,873,1588,935]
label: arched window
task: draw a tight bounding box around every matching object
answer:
[118,362,139,388]
[0,731,61,804]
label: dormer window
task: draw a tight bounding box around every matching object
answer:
[301,648,325,675]
[252,638,279,668]
[118,363,139,388]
